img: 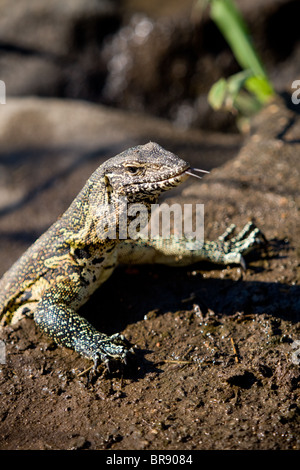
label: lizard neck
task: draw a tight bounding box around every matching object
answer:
[62,174,158,245]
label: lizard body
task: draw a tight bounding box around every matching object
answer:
[0,142,265,369]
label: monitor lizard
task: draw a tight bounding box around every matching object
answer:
[0,142,265,371]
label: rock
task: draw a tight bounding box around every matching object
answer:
[0,55,63,97]
[0,0,118,56]
[0,0,120,98]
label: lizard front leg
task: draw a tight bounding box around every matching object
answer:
[118,222,266,269]
[33,279,130,371]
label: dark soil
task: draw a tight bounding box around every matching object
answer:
[0,96,299,450]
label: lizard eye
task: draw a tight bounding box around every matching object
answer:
[126,166,140,175]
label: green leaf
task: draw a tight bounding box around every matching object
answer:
[203,0,275,119]
[245,76,274,103]
[208,71,264,115]
[209,0,268,79]
[227,70,253,99]
[208,78,227,110]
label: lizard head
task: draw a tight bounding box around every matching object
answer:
[83,143,208,241]
[100,142,190,203]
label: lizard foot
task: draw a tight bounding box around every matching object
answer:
[91,333,133,373]
[212,222,267,269]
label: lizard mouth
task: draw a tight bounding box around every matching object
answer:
[130,167,190,193]
[150,165,210,186]
[123,166,209,195]
[157,167,190,184]
[153,165,210,184]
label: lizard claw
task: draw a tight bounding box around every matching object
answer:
[104,358,112,373]
[218,224,236,242]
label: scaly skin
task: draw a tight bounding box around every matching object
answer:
[0,142,265,370]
